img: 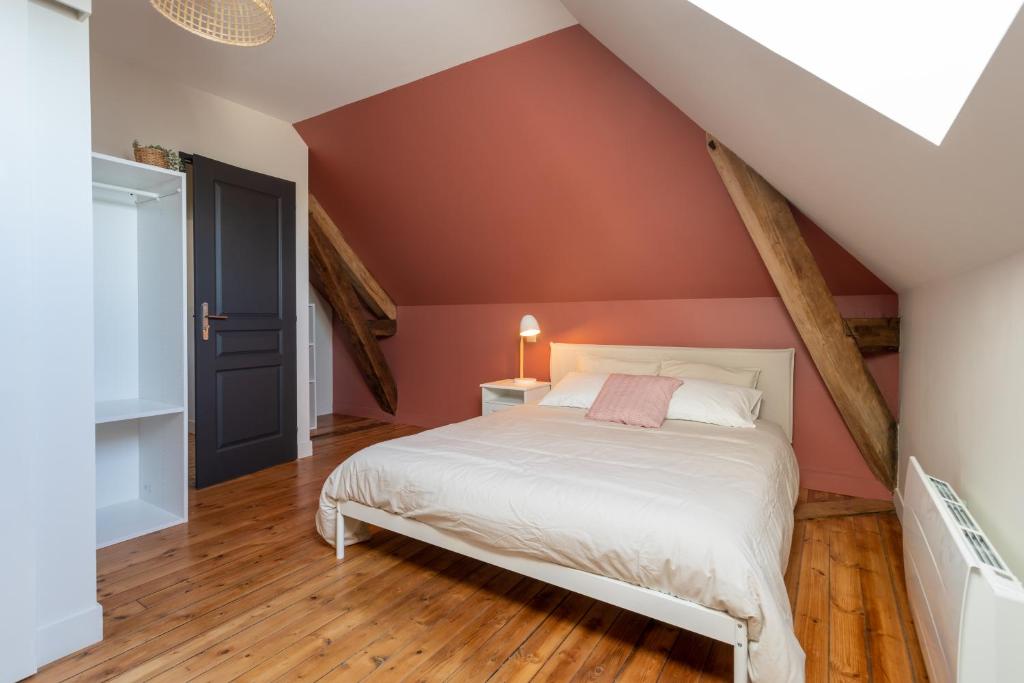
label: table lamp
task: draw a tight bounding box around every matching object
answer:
[516,315,540,384]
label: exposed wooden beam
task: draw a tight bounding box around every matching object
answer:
[795,498,895,521]
[368,319,397,339]
[310,219,397,415]
[309,193,397,321]
[845,317,900,354]
[706,134,897,490]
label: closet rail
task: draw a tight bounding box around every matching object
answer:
[92,181,181,204]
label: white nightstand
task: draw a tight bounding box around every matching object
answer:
[480,380,551,416]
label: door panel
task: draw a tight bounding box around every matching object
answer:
[193,155,296,488]
[216,329,282,357]
[216,366,282,447]
[216,182,283,315]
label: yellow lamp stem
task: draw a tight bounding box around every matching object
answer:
[520,336,525,380]
[516,315,540,384]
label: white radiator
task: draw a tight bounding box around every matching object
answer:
[903,456,1024,682]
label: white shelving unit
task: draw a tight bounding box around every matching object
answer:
[308,302,317,431]
[92,153,188,549]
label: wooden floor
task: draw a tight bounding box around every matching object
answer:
[35,417,928,682]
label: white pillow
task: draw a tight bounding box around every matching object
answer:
[577,355,661,376]
[539,372,609,409]
[666,378,763,428]
[659,360,761,389]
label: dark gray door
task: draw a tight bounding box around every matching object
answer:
[193,155,296,488]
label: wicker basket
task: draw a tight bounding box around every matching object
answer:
[133,145,171,169]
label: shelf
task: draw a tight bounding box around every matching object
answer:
[96,499,184,549]
[96,399,184,424]
[92,152,183,191]
[484,399,521,406]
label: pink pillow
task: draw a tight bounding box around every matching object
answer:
[585,374,684,428]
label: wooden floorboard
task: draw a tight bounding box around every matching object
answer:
[311,413,388,439]
[795,498,895,521]
[33,418,927,683]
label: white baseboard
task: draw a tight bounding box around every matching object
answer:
[894,487,905,522]
[298,438,313,459]
[35,601,102,668]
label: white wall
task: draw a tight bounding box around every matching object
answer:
[1,3,38,678]
[31,4,101,663]
[0,1,103,676]
[309,285,334,417]
[90,51,313,457]
[899,249,1024,576]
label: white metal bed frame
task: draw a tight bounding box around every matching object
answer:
[333,344,797,683]
[336,503,749,681]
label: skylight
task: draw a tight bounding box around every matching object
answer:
[689,0,1023,145]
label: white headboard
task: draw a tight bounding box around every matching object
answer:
[550,343,796,441]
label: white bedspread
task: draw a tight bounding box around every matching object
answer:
[317,406,804,682]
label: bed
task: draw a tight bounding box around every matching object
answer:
[316,343,804,682]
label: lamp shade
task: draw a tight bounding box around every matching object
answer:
[519,315,540,337]
[150,0,276,47]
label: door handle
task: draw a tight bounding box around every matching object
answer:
[201,302,229,341]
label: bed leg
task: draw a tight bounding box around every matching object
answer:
[733,622,748,683]
[335,508,345,560]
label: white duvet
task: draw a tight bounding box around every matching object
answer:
[317,405,804,682]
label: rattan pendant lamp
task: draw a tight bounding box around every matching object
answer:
[150,0,276,47]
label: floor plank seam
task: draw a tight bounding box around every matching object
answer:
[476,590,572,681]
[876,515,925,683]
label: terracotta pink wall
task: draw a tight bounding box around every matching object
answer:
[295,26,892,305]
[305,25,901,500]
[334,295,898,500]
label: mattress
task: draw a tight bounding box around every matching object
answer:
[317,405,804,682]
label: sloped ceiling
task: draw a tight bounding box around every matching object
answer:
[88,0,576,122]
[562,0,1024,291]
[296,27,891,305]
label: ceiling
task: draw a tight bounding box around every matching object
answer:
[91,1,1024,291]
[88,0,576,123]
[562,0,1024,290]
[685,0,1024,145]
